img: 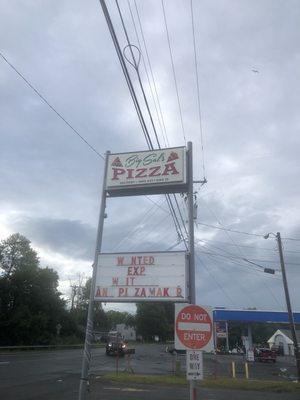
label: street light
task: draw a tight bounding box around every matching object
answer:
[264,232,300,381]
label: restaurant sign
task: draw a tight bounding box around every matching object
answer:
[106,147,187,196]
[94,252,188,302]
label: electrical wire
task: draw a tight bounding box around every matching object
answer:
[99,0,187,247]
[0,51,104,160]
[99,0,152,149]
[115,0,161,149]
[190,0,206,179]
[195,253,237,306]
[111,0,188,249]
[161,0,187,144]
[127,0,168,147]
[133,0,170,147]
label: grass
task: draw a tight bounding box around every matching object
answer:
[101,372,300,393]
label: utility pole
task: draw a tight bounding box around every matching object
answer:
[187,142,197,400]
[276,232,300,381]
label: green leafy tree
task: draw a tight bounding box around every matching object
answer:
[136,302,174,341]
[0,233,39,276]
[0,234,67,345]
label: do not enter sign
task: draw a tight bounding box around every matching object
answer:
[175,304,213,351]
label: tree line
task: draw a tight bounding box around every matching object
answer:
[0,234,174,345]
[0,233,284,347]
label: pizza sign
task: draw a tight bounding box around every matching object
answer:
[106,147,187,196]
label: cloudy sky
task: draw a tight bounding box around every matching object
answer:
[1,0,300,314]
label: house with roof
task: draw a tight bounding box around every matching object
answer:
[267,329,300,356]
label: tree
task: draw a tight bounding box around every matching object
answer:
[0,233,67,345]
[69,278,109,336]
[0,233,39,276]
[136,302,174,341]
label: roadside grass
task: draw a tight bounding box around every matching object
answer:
[102,373,300,393]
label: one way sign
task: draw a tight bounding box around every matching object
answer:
[186,350,203,380]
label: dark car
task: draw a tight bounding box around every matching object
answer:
[105,331,127,356]
[254,347,276,363]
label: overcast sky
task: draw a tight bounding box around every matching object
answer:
[1,0,300,314]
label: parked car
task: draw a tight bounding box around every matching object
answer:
[105,331,127,356]
[254,347,276,363]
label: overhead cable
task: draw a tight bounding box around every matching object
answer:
[190,0,206,179]
[111,0,188,248]
[132,0,170,147]
[0,51,104,160]
[161,0,187,144]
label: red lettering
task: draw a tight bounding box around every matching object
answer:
[163,288,170,297]
[112,167,126,180]
[161,162,179,176]
[117,257,124,266]
[112,277,118,285]
[148,166,161,177]
[135,168,147,178]
[119,287,128,297]
[176,286,183,297]
[131,256,136,265]
[127,169,134,179]
[95,287,108,297]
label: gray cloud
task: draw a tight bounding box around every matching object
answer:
[0,0,299,311]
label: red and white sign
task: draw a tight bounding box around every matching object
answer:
[94,252,188,302]
[106,147,187,196]
[175,304,213,351]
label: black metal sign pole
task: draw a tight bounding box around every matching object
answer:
[78,150,110,400]
[187,142,197,400]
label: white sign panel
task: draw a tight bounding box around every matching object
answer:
[186,350,203,380]
[175,304,214,352]
[106,147,187,195]
[94,252,188,302]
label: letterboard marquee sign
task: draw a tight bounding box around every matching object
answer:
[94,252,188,302]
[106,147,187,196]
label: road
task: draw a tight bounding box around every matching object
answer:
[0,344,298,399]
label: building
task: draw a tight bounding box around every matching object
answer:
[267,329,300,356]
[116,323,136,341]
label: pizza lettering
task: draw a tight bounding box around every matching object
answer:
[111,161,179,181]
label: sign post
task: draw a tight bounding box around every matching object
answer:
[78,151,110,400]
[78,144,195,400]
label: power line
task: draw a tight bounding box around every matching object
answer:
[99,0,153,149]
[190,0,206,179]
[113,0,188,248]
[0,51,104,160]
[127,0,168,147]
[195,253,237,306]
[198,221,264,237]
[198,221,300,242]
[132,0,170,147]
[161,0,187,144]
[115,0,161,149]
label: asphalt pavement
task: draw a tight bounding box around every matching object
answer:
[0,344,298,399]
